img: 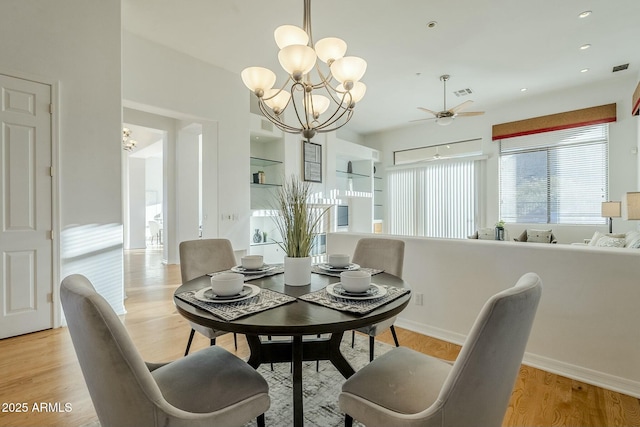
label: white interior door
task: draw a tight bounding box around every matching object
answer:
[0,74,53,338]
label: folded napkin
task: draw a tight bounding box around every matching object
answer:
[208,264,285,281]
[298,285,410,315]
[176,287,295,321]
[311,265,383,278]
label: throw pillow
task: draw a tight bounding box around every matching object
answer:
[595,236,626,248]
[628,238,640,249]
[514,230,528,242]
[625,231,640,247]
[477,227,494,240]
[527,229,553,243]
[588,231,625,246]
[467,231,479,239]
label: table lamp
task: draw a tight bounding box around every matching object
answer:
[622,192,640,221]
[601,201,621,233]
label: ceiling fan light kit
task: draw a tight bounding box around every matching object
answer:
[414,74,485,126]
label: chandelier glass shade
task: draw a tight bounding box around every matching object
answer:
[122,127,137,151]
[241,0,367,140]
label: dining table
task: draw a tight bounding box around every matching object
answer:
[173,265,412,427]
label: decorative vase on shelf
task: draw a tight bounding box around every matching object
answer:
[284,256,311,286]
[253,229,262,243]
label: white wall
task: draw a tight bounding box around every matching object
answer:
[0,0,125,315]
[126,157,147,249]
[365,75,640,243]
[123,31,249,257]
[328,232,640,398]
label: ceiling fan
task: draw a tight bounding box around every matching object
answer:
[413,75,485,126]
[423,145,451,161]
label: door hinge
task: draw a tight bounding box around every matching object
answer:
[46,293,53,303]
[49,103,54,114]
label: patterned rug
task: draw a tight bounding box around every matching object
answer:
[246,334,392,427]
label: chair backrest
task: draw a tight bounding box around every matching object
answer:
[435,272,542,426]
[179,238,237,283]
[148,220,160,234]
[60,274,165,427]
[351,238,405,278]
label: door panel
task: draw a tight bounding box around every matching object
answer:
[0,74,52,338]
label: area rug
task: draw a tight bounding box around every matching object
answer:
[245,334,392,427]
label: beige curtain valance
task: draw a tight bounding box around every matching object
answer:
[492,103,617,141]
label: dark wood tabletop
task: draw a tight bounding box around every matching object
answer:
[173,271,411,336]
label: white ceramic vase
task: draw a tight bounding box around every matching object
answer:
[284,256,311,286]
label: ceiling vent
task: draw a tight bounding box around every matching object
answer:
[612,63,629,72]
[453,88,473,97]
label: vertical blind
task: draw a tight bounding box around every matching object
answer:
[499,124,608,224]
[388,159,477,238]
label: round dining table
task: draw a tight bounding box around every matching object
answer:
[174,270,411,427]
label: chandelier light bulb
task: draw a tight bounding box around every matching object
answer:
[241,67,277,96]
[330,56,367,84]
[314,37,347,64]
[274,25,309,49]
[278,45,317,79]
[310,94,330,117]
[337,81,366,105]
[264,88,291,114]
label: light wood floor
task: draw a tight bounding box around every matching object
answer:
[1,249,639,427]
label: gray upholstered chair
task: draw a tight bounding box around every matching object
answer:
[61,274,269,427]
[339,272,542,427]
[350,237,405,361]
[180,238,239,355]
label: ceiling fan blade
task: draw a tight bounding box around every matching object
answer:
[417,107,438,116]
[456,111,485,117]
[449,100,473,113]
[409,117,436,123]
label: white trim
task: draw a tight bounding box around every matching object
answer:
[395,317,640,399]
[387,154,488,171]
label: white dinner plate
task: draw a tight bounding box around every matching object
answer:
[325,283,387,300]
[194,284,260,303]
[231,265,275,274]
[316,263,360,272]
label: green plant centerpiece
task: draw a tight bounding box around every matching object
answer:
[272,175,328,285]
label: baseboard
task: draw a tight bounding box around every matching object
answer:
[395,318,640,399]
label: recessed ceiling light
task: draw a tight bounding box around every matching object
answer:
[580,68,589,73]
[580,44,591,50]
[579,10,592,18]
[520,88,528,92]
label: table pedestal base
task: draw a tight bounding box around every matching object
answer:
[245,332,355,427]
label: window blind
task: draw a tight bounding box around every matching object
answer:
[499,124,608,224]
[388,159,477,238]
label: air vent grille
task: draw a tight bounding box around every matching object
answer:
[454,88,473,97]
[612,63,629,72]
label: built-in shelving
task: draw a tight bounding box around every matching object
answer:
[250,156,283,167]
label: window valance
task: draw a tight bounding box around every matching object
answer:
[492,103,616,141]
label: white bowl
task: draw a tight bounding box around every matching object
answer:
[340,270,371,293]
[328,253,350,268]
[210,273,244,296]
[241,255,264,270]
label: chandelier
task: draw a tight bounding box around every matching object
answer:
[241,0,367,140]
[122,127,137,151]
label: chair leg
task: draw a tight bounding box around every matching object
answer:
[390,325,400,347]
[369,335,375,362]
[257,413,266,427]
[233,333,238,350]
[345,414,354,427]
[351,330,355,348]
[184,329,196,356]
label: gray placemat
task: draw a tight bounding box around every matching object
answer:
[208,264,285,281]
[311,265,383,277]
[176,287,296,321]
[298,285,410,315]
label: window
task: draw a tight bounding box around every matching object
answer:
[388,159,478,238]
[499,124,608,224]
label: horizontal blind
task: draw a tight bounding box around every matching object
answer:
[388,159,476,238]
[499,124,608,224]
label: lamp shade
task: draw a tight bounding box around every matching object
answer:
[601,201,621,218]
[437,116,454,126]
[315,37,347,63]
[278,45,317,77]
[241,67,276,94]
[622,192,640,220]
[263,88,291,113]
[310,94,330,115]
[274,25,309,49]
[330,56,367,84]
[337,81,366,104]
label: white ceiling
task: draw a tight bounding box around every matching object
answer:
[122,0,640,136]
